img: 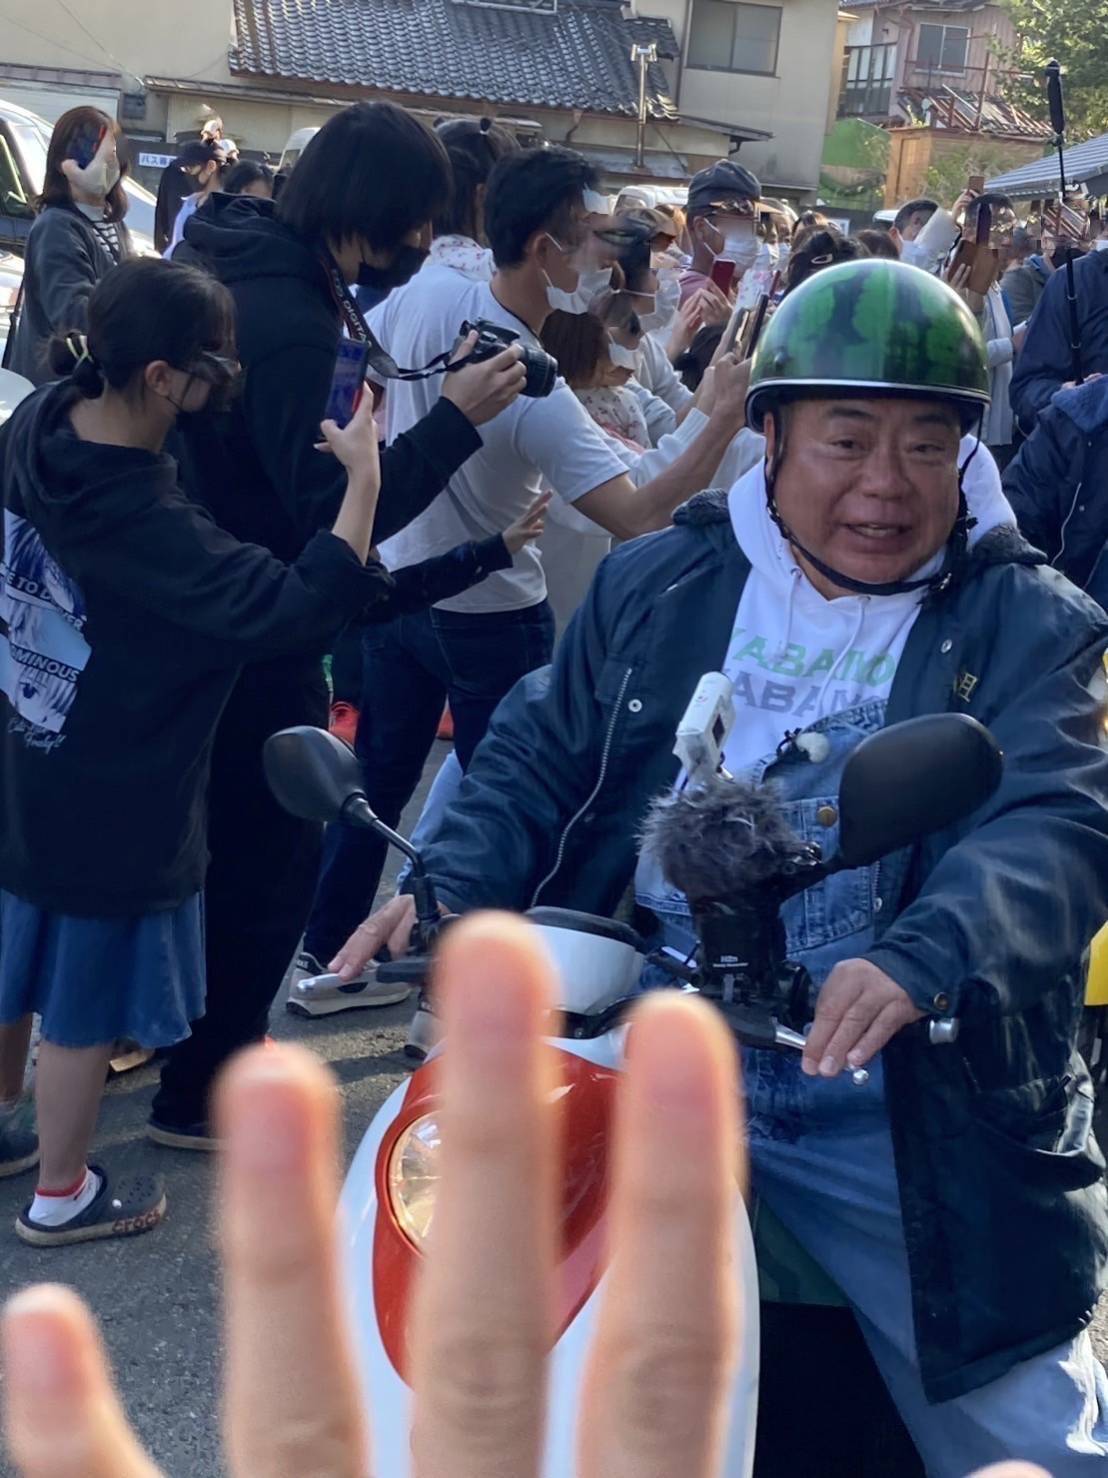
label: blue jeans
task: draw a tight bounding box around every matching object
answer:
[746,1050,1108,1474]
[302,602,553,964]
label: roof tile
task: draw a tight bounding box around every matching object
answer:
[230,0,680,118]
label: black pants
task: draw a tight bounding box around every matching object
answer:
[302,601,555,966]
[152,656,330,1127]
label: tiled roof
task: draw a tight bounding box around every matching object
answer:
[230,0,680,119]
[987,129,1108,197]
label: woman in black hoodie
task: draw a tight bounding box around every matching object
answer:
[0,257,390,1245]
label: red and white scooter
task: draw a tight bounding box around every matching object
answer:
[264,688,1001,1478]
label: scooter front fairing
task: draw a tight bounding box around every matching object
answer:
[339,1030,759,1477]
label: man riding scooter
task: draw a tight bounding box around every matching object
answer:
[335,260,1108,1473]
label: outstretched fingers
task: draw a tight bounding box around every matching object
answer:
[578,992,743,1478]
[409,913,558,1478]
[3,1284,163,1478]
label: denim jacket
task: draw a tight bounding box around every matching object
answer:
[420,491,1108,1401]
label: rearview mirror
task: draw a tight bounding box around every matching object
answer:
[263,725,363,823]
[836,714,1002,869]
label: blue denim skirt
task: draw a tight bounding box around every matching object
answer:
[0,889,205,1048]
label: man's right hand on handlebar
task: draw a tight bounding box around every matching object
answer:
[330,894,426,978]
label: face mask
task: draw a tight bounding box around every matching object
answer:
[777,242,791,271]
[1095,239,1108,252]
[64,153,121,200]
[718,229,759,271]
[640,274,681,332]
[608,337,642,372]
[357,243,428,293]
[544,264,612,315]
[755,241,780,270]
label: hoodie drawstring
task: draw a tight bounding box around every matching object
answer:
[816,596,870,717]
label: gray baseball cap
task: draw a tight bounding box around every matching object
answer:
[687,158,762,213]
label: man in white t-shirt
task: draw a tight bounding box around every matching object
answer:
[299,145,748,980]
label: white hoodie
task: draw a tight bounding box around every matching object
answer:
[721,448,1015,774]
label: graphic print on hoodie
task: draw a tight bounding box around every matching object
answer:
[0,510,89,747]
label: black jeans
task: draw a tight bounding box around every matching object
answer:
[302,601,554,965]
[152,656,330,1127]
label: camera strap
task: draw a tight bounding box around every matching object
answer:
[322,252,456,383]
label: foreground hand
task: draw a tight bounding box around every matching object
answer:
[502,491,552,553]
[443,336,528,426]
[803,959,925,1077]
[2,914,743,1478]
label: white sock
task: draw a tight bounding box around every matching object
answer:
[29,1168,102,1227]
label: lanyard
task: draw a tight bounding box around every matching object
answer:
[321,252,453,382]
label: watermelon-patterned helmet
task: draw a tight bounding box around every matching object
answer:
[746,259,990,431]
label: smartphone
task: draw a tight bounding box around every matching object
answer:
[709,257,737,296]
[70,120,107,169]
[966,173,986,196]
[324,340,370,428]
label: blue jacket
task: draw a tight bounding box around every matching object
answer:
[1011,248,1108,430]
[421,493,1108,1403]
[1003,376,1108,607]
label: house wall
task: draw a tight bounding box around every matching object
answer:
[646,0,839,189]
[857,2,1018,90]
[1,0,235,89]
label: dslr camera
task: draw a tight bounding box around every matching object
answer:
[457,319,557,398]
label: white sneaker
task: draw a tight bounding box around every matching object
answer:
[286,952,411,1018]
[404,993,441,1061]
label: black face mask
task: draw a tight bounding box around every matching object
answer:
[356,244,428,293]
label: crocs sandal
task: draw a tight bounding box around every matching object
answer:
[0,1094,38,1179]
[16,1164,166,1247]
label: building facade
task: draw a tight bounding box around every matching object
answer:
[0,0,843,198]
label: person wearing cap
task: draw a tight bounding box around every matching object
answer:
[679,158,762,307]
[162,140,223,259]
[335,259,1108,1471]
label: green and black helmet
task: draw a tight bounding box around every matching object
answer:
[746,258,990,432]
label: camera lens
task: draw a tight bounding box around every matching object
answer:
[520,344,557,398]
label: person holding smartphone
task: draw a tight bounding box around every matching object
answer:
[0,258,393,1244]
[677,159,762,308]
[7,108,132,386]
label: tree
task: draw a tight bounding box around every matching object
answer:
[1002,0,1108,139]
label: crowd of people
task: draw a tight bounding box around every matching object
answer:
[1,92,1107,1473]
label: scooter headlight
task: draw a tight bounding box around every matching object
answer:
[387,1113,441,1248]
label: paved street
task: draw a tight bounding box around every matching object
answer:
[0,739,1105,1474]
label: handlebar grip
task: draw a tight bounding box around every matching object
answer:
[376,957,432,985]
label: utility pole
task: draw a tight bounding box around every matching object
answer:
[631,41,658,168]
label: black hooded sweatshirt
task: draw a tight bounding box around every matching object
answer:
[0,383,394,917]
[176,195,481,559]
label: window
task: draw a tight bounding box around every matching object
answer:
[916,22,969,72]
[687,1,782,76]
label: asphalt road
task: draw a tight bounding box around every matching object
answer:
[0,739,1104,1475]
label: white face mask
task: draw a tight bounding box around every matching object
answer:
[755,241,780,270]
[718,229,760,272]
[545,265,612,315]
[640,273,681,332]
[542,234,612,314]
[608,337,642,372]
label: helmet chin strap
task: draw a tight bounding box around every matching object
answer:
[764,408,982,599]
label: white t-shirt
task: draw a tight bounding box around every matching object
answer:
[369,266,626,613]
